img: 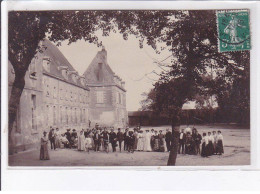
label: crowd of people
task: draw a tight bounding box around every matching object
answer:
[178,127,224,157]
[39,124,224,160]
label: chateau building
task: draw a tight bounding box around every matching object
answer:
[8,39,127,153]
[83,46,127,128]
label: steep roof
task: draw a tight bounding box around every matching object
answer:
[42,39,76,72]
[41,39,89,90]
[83,47,126,91]
[83,48,114,84]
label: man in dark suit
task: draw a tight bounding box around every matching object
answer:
[48,127,56,150]
[117,128,124,152]
[193,129,202,155]
[93,130,101,152]
[123,128,129,151]
[102,128,110,153]
[179,128,186,154]
[109,128,117,152]
[165,128,172,152]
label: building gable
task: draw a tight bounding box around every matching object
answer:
[83,47,116,84]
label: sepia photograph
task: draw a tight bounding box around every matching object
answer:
[7,9,251,167]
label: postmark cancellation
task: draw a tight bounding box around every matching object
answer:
[217,10,251,52]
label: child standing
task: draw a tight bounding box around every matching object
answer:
[85,135,92,153]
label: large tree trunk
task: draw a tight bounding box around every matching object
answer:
[167,115,181,166]
[8,73,26,155]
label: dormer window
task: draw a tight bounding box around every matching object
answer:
[79,76,85,86]
[29,58,37,79]
[42,57,51,72]
[72,73,78,83]
[58,66,69,80]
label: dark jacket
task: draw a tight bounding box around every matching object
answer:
[102,131,109,141]
[128,134,135,146]
[165,131,172,142]
[48,130,54,140]
[117,132,124,142]
[84,130,91,138]
[93,133,101,142]
[193,133,202,144]
[109,132,117,143]
[185,134,192,145]
[65,131,71,141]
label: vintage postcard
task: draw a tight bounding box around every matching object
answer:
[4,6,252,168]
[2,0,260,191]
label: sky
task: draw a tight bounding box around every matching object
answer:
[57,32,167,111]
[57,31,196,111]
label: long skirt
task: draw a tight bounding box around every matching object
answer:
[163,139,168,152]
[91,137,94,149]
[134,137,138,150]
[191,141,196,155]
[137,138,144,151]
[55,138,61,148]
[150,137,155,150]
[78,137,85,151]
[207,141,215,156]
[154,139,159,151]
[40,144,50,160]
[185,143,192,155]
[100,138,104,151]
[144,138,152,152]
[159,139,165,152]
[201,142,208,157]
[216,140,224,154]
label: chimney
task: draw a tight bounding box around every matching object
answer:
[121,81,125,88]
[100,45,107,60]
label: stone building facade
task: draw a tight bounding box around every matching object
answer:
[8,40,126,153]
[83,46,128,128]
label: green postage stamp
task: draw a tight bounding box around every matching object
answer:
[217,10,251,52]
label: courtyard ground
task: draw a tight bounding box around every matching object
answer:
[9,125,250,166]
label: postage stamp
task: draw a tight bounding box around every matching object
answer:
[217,10,251,52]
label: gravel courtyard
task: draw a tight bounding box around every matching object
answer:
[9,125,250,166]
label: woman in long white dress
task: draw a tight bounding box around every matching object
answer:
[78,130,85,151]
[54,128,61,149]
[144,130,152,152]
[137,131,144,151]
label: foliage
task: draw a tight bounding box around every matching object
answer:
[8,10,250,157]
[135,11,250,125]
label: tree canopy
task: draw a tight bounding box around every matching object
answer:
[8,10,250,163]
